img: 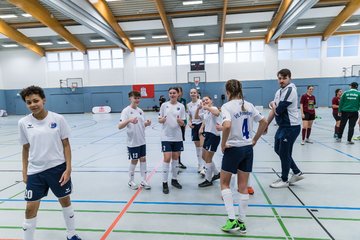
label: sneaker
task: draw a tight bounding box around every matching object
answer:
[178,162,187,169]
[333,133,338,138]
[301,140,305,145]
[211,173,220,182]
[336,138,341,142]
[289,172,304,184]
[270,178,289,188]
[347,141,355,145]
[247,186,254,195]
[140,180,151,190]
[162,182,169,194]
[305,138,313,143]
[221,219,240,232]
[128,181,138,190]
[238,220,247,234]
[198,179,213,187]
[199,168,206,178]
[171,179,182,189]
[353,136,360,141]
[67,235,82,240]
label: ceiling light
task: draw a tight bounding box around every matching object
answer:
[296,25,316,30]
[90,39,106,42]
[22,13,32,17]
[250,28,267,33]
[226,30,243,35]
[129,36,146,40]
[2,44,18,48]
[183,1,203,5]
[0,14,17,19]
[188,32,205,37]
[37,42,53,46]
[341,22,360,27]
[57,41,69,45]
[152,35,168,39]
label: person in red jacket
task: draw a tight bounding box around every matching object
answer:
[332,89,342,138]
[300,85,316,145]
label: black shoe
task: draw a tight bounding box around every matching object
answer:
[211,173,220,182]
[198,179,213,187]
[178,162,187,169]
[171,179,182,189]
[162,182,169,194]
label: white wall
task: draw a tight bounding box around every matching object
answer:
[0,37,359,90]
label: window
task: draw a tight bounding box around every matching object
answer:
[88,49,124,69]
[327,35,360,58]
[278,37,321,60]
[46,51,85,71]
[223,41,264,63]
[135,46,172,67]
[176,44,218,65]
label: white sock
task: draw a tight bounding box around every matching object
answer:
[221,189,235,220]
[247,177,252,187]
[129,163,136,182]
[140,162,147,182]
[196,147,203,166]
[211,162,219,175]
[171,159,179,180]
[62,205,76,238]
[238,193,249,222]
[162,162,170,182]
[23,217,36,240]
[205,162,213,182]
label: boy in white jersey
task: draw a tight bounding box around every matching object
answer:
[18,86,81,240]
[187,88,205,176]
[118,91,152,190]
[220,80,267,233]
[158,87,186,194]
[195,96,221,187]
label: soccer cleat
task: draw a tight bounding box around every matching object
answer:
[305,138,313,144]
[353,136,360,141]
[211,173,220,182]
[347,141,355,145]
[67,235,82,240]
[171,179,182,189]
[270,178,289,188]
[289,172,305,184]
[140,181,151,190]
[198,179,213,187]
[238,220,247,234]
[336,138,341,142]
[221,219,240,232]
[301,140,305,145]
[247,186,254,195]
[128,181,138,190]
[162,182,169,194]
[178,162,187,169]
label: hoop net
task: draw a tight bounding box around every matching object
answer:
[70,87,76,92]
[194,78,200,87]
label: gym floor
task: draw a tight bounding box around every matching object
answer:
[0,108,359,240]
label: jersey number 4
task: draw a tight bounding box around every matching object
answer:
[242,118,250,139]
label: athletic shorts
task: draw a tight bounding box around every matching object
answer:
[25,162,72,201]
[203,132,220,152]
[332,112,341,121]
[180,125,186,141]
[191,123,202,141]
[303,112,315,121]
[161,141,184,152]
[222,145,253,174]
[128,144,146,160]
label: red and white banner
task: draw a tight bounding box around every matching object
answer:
[132,84,154,98]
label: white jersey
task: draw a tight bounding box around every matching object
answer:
[159,101,186,141]
[221,100,264,147]
[200,106,222,136]
[18,111,71,175]
[187,99,202,125]
[120,105,146,147]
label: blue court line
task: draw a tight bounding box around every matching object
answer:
[1,198,360,211]
[314,140,360,161]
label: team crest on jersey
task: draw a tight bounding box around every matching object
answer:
[49,122,57,128]
[177,107,180,111]
[27,124,33,129]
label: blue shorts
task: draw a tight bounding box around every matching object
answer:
[191,123,202,141]
[161,141,184,152]
[203,132,220,152]
[222,145,253,174]
[25,162,72,201]
[128,145,146,160]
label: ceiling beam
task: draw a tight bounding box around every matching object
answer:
[219,0,228,47]
[153,0,175,49]
[322,0,360,40]
[90,0,134,52]
[265,0,292,44]
[8,0,87,53]
[0,19,44,56]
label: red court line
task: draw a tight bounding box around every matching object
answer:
[100,164,160,240]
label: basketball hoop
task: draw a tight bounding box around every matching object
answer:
[70,82,77,92]
[194,77,200,88]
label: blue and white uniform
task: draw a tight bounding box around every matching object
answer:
[200,106,222,152]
